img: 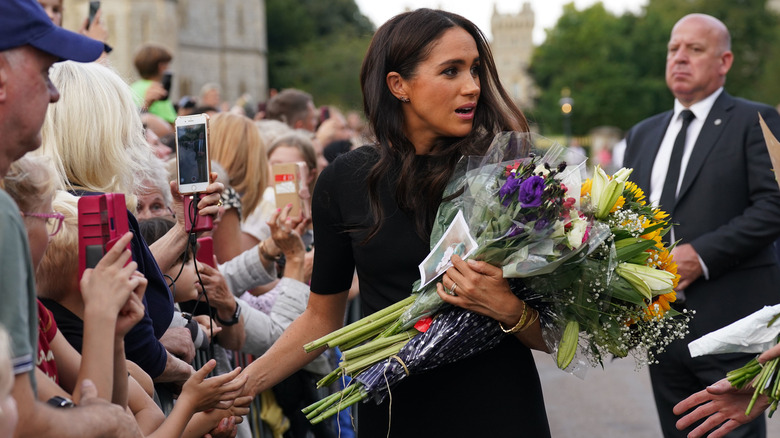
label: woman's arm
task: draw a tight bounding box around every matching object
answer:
[242,290,349,396]
[436,255,548,352]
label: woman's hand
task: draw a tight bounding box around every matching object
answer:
[115,272,148,339]
[80,232,143,320]
[435,254,522,325]
[193,315,223,342]
[196,263,234,316]
[179,360,248,413]
[170,172,225,230]
[266,204,308,259]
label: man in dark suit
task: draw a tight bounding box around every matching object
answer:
[624,13,780,438]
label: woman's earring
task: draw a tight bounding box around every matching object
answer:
[399,97,410,103]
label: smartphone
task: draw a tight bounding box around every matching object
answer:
[183,194,213,233]
[77,193,131,280]
[175,113,211,195]
[161,72,172,99]
[87,1,100,30]
[196,236,216,268]
[271,162,310,218]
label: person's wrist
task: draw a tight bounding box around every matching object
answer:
[259,240,281,261]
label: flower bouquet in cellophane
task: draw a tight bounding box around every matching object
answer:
[300,132,692,424]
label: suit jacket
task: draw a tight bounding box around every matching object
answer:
[624,91,780,336]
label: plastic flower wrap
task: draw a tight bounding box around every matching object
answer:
[300,133,693,423]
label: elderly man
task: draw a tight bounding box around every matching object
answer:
[624,14,780,438]
[0,1,140,437]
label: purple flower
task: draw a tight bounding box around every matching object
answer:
[518,175,545,208]
[534,217,550,231]
[499,175,522,206]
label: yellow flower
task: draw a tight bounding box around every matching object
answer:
[610,196,626,213]
[581,178,592,198]
[624,181,646,205]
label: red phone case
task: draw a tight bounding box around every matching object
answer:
[196,236,215,268]
[183,194,213,233]
[77,193,131,279]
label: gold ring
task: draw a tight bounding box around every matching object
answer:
[217,200,223,207]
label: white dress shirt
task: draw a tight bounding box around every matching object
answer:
[649,87,724,283]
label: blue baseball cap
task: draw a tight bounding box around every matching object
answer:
[0,0,103,62]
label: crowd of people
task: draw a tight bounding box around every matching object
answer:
[2,1,780,438]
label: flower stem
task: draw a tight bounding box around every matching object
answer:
[342,329,418,362]
[303,295,417,352]
[342,341,407,376]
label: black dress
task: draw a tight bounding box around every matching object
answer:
[310,146,551,438]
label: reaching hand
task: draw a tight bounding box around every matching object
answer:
[115,272,148,338]
[266,204,307,258]
[160,326,196,363]
[80,232,142,321]
[179,360,248,413]
[196,263,234,315]
[673,378,771,437]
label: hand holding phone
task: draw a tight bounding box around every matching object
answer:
[272,162,310,218]
[175,113,211,195]
[161,72,173,99]
[87,1,100,29]
[183,194,214,233]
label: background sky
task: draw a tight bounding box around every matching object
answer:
[353,0,648,44]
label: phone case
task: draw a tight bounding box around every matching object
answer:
[272,162,310,218]
[196,236,215,268]
[77,193,131,280]
[175,114,211,195]
[183,194,214,233]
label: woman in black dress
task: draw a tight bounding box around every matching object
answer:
[243,8,551,437]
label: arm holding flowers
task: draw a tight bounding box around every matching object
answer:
[436,254,547,352]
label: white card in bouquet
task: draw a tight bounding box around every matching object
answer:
[688,303,780,357]
[417,210,478,291]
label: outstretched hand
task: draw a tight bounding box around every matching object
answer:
[179,360,248,413]
[80,232,144,324]
[673,378,770,437]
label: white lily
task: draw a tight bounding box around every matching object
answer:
[615,262,676,300]
[591,166,632,219]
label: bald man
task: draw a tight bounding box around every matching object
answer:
[624,14,780,437]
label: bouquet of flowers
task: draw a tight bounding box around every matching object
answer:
[530,164,692,372]
[301,132,692,424]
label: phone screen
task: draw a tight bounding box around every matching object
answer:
[175,116,210,193]
[161,72,172,98]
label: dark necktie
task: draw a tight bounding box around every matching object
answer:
[659,109,695,216]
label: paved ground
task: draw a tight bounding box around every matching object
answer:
[533,351,780,437]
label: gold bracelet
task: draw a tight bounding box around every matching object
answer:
[518,308,540,333]
[258,241,282,262]
[499,302,528,334]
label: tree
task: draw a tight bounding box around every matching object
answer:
[528,0,780,136]
[265,0,374,111]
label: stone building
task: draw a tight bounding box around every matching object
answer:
[62,0,268,106]
[490,2,536,109]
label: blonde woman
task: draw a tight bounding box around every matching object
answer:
[35,60,223,383]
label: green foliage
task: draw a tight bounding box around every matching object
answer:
[266,0,374,111]
[529,0,780,136]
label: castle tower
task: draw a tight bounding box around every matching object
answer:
[63,0,268,106]
[490,2,536,109]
